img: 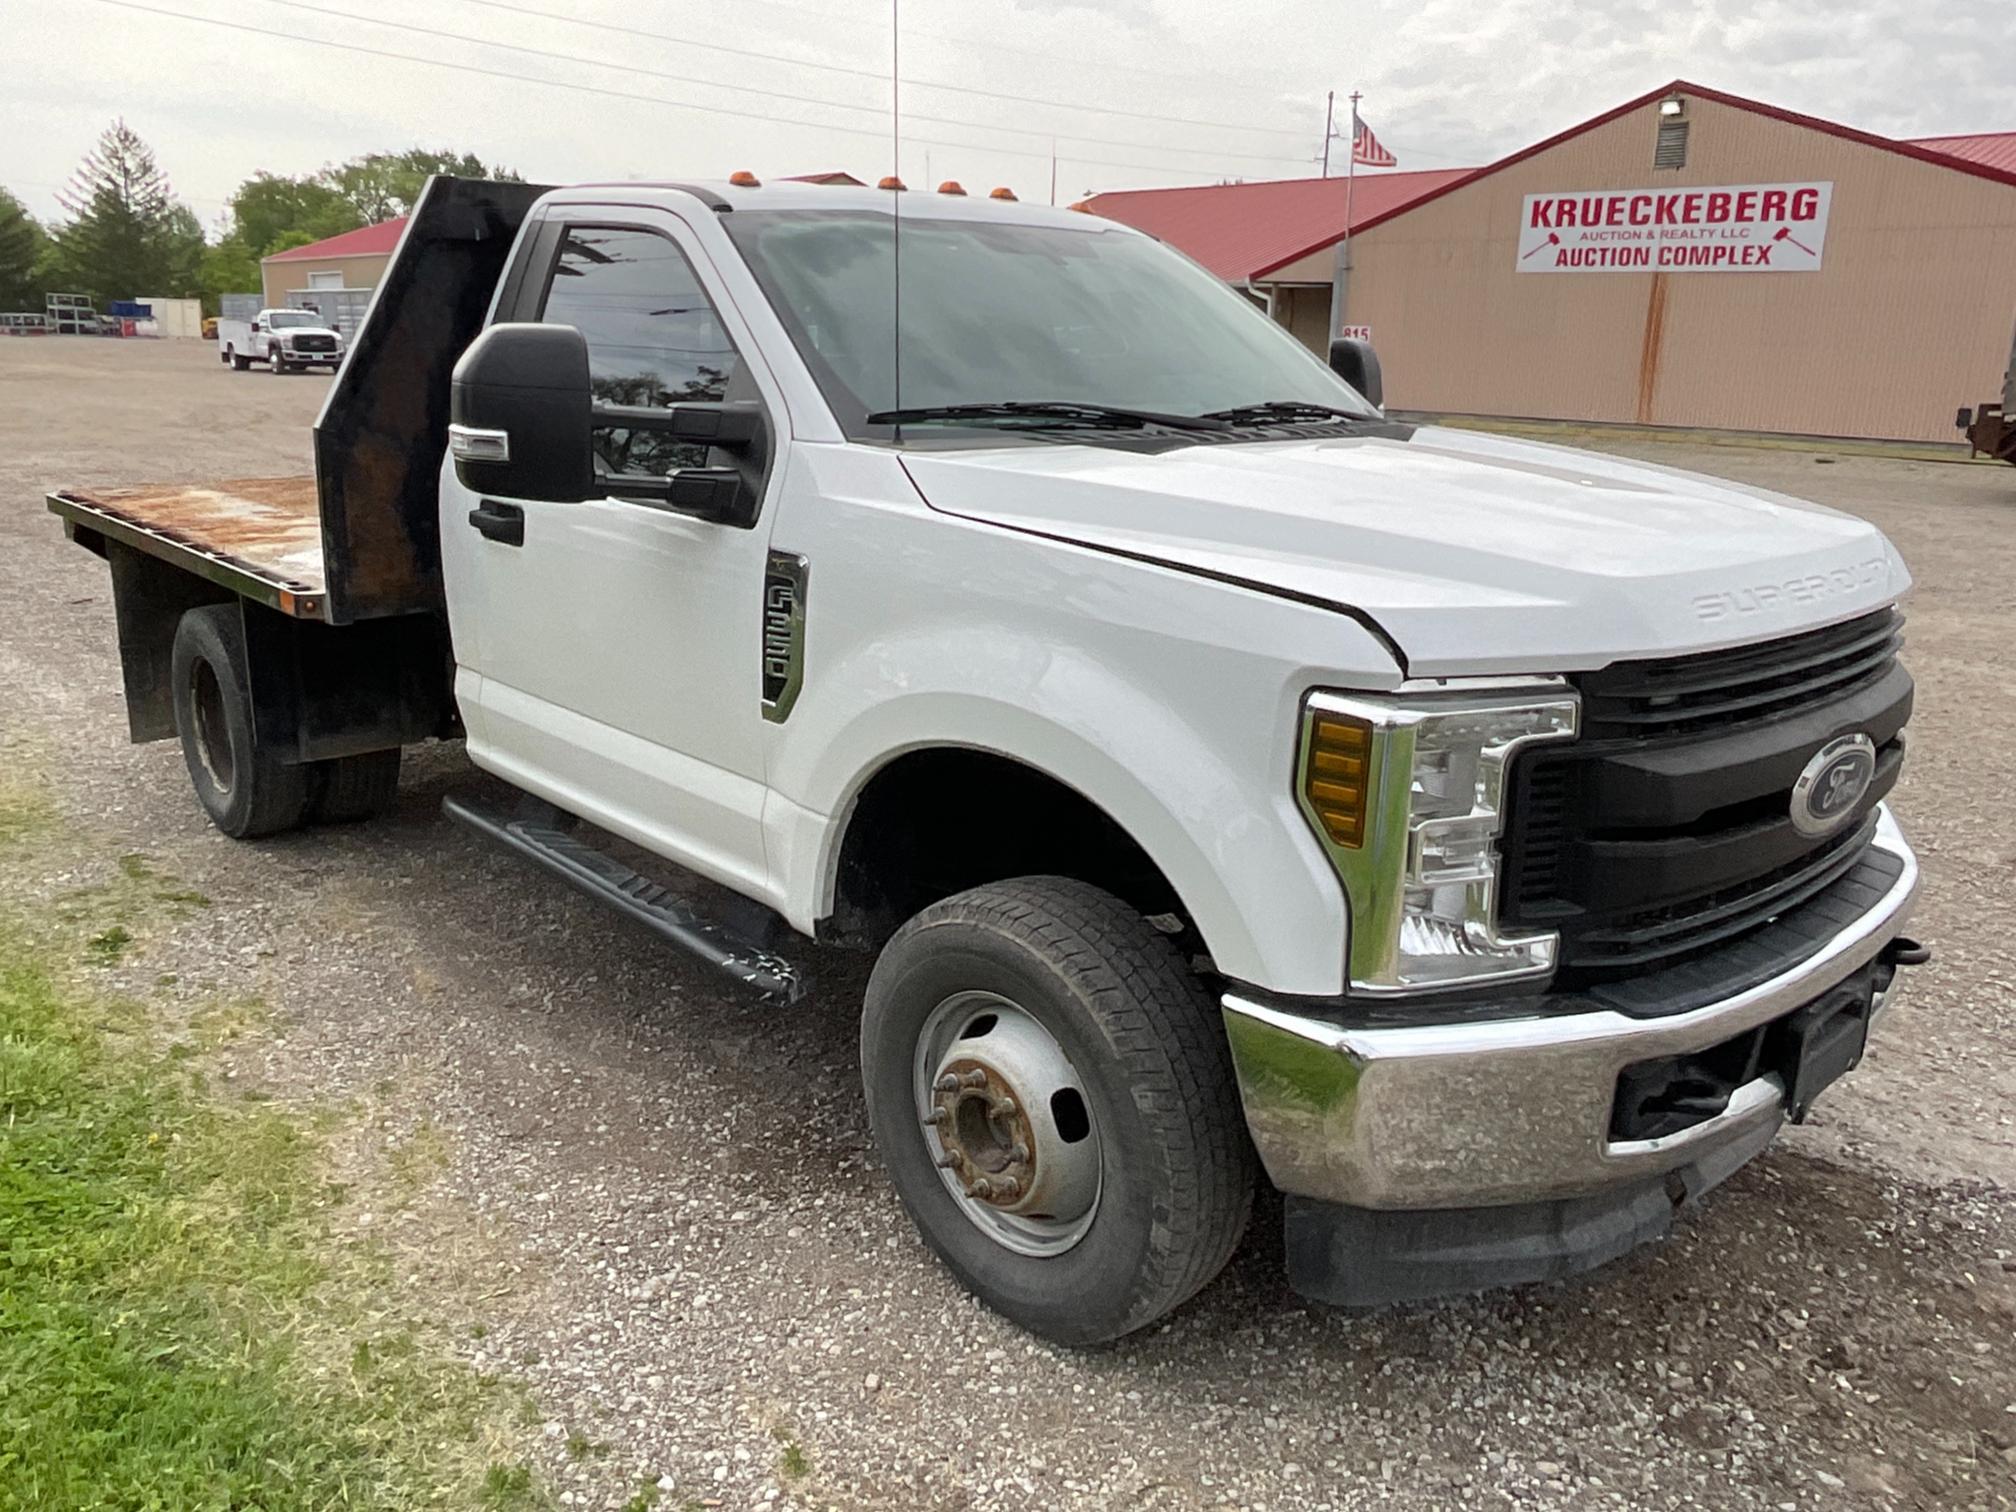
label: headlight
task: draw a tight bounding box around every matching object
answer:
[1297,685,1578,994]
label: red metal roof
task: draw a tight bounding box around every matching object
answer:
[1078,169,1471,282]
[263,218,408,263]
[1910,131,2016,175]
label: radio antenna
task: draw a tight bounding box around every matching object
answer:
[890,0,902,446]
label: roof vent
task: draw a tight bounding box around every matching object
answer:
[1655,116,1689,170]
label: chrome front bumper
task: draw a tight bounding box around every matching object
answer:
[1222,806,1918,1210]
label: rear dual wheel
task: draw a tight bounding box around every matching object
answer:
[862,877,1255,1345]
[169,606,401,838]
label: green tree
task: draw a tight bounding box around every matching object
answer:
[323,148,521,222]
[227,171,360,258]
[0,188,46,311]
[47,121,205,301]
[197,233,261,314]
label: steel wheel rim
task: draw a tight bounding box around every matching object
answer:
[913,991,1102,1258]
[189,658,235,795]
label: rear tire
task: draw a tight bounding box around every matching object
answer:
[228,346,248,371]
[307,748,402,824]
[170,605,309,838]
[862,876,1255,1345]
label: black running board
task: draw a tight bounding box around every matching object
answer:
[443,794,804,1004]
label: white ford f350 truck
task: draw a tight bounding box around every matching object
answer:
[48,176,1927,1343]
[216,306,345,373]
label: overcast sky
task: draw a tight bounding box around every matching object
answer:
[7,0,2013,230]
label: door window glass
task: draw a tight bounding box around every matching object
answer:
[541,226,744,478]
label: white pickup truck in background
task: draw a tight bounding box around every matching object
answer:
[216,307,344,374]
[49,175,1928,1344]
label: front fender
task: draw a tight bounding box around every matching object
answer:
[772,640,1353,998]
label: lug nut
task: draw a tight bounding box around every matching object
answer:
[969,1177,993,1199]
[934,1074,960,1094]
[1010,1142,1030,1163]
[934,1150,962,1169]
[922,1107,949,1126]
[960,1069,988,1089]
[993,1097,1018,1118]
[994,1177,1021,1199]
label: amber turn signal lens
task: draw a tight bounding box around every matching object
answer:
[728,170,761,187]
[878,175,907,191]
[988,186,1018,201]
[1305,714,1372,848]
[937,180,967,196]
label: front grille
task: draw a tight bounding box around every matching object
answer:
[1503,610,1910,986]
[1559,815,1874,975]
[292,334,336,353]
[1577,608,1902,739]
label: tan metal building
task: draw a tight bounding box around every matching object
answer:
[1317,81,2016,444]
[259,218,404,309]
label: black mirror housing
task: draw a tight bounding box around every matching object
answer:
[450,323,594,502]
[1328,336,1384,410]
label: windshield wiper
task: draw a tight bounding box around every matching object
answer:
[865,401,1230,432]
[1201,400,1376,425]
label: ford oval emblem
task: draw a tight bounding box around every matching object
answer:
[1790,733,1877,838]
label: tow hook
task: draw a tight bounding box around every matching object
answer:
[1880,936,1931,969]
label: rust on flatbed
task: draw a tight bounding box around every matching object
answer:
[47,476,329,618]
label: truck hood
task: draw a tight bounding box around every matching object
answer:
[899,425,1909,677]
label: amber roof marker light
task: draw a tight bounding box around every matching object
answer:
[728,170,761,188]
[937,181,967,196]
[879,175,908,191]
[989,186,1018,201]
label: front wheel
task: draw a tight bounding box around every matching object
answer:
[267,346,288,375]
[862,877,1255,1345]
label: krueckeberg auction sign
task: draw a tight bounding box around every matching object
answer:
[1516,182,1832,273]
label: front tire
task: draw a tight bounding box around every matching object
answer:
[862,877,1255,1345]
[267,345,288,375]
[170,606,309,838]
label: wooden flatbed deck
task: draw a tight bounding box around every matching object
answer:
[47,477,329,619]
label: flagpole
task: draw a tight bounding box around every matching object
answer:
[1332,91,1361,342]
[1321,90,1334,178]
[1344,91,1361,286]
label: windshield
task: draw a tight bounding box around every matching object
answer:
[723,208,1378,439]
[268,311,321,329]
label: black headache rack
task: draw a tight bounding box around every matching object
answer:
[313,174,553,624]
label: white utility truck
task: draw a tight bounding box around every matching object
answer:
[49,176,1927,1343]
[216,306,344,373]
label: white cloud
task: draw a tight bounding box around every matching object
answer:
[5,0,2010,228]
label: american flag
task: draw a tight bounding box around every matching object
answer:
[1353,113,1398,168]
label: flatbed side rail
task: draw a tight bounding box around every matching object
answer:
[312,174,552,625]
[46,488,325,619]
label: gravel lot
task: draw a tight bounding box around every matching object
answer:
[3,338,2013,1511]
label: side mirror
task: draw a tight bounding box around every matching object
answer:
[250,321,261,332]
[1328,336,1384,409]
[449,323,594,502]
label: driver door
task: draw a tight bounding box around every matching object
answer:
[442,210,780,899]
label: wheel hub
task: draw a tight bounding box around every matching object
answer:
[915,994,1101,1256]
[929,1058,1037,1206]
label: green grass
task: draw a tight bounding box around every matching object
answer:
[0,925,547,1510]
